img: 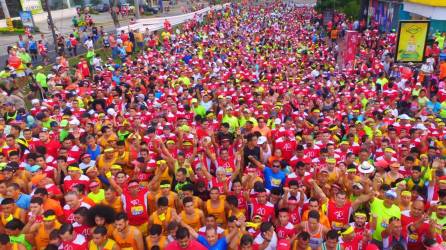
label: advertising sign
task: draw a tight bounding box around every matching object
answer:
[20,0,43,14]
[19,11,35,29]
[395,21,430,63]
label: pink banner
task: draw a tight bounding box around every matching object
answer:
[343,30,359,67]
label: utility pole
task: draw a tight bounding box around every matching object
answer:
[43,0,58,54]
[0,0,13,31]
[134,0,140,19]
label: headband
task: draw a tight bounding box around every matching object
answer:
[43,215,56,221]
[339,226,354,236]
[68,166,81,172]
[355,212,367,218]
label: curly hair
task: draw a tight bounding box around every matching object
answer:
[86,205,116,227]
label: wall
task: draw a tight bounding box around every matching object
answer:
[0,7,77,28]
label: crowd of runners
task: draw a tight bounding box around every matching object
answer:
[1,1,446,250]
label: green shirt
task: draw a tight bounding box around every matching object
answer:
[88,189,105,204]
[86,50,95,65]
[178,76,191,87]
[222,115,239,133]
[193,105,206,118]
[431,212,446,234]
[441,101,446,118]
[18,52,31,64]
[35,72,47,88]
[376,78,388,86]
[370,198,401,241]
[59,129,69,142]
[239,117,258,127]
[41,119,55,129]
[10,234,32,250]
[436,35,445,50]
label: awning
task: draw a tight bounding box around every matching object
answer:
[406,0,446,7]
[404,2,446,20]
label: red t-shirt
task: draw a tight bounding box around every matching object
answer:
[401,211,430,250]
[59,234,88,249]
[165,239,207,250]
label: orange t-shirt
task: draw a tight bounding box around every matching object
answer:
[301,210,331,229]
[43,198,64,217]
[440,62,446,80]
[252,126,271,138]
[331,29,338,39]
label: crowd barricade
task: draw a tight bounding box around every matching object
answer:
[116,3,231,33]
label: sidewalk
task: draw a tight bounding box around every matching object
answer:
[0,0,207,65]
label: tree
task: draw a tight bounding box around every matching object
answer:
[109,0,120,28]
[315,0,360,19]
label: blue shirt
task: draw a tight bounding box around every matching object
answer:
[16,193,31,210]
[87,145,101,160]
[427,101,441,113]
[263,167,286,190]
[197,235,227,250]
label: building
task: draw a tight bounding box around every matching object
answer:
[402,0,446,35]
[365,0,403,32]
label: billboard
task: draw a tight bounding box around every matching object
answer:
[395,21,430,63]
[19,11,35,29]
[20,0,43,14]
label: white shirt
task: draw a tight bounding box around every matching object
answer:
[254,231,278,250]
[84,39,94,49]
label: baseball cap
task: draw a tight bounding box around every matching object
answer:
[89,181,99,188]
[384,190,397,199]
[257,136,267,145]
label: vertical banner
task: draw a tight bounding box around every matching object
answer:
[395,21,430,63]
[19,11,35,30]
[344,30,359,66]
[20,0,43,14]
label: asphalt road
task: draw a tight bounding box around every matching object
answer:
[0,0,204,69]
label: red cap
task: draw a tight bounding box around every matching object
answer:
[374,160,389,169]
[89,181,99,188]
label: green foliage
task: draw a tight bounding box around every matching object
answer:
[315,0,360,19]
[342,0,360,19]
[12,19,24,29]
[73,0,84,6]
[0,27,25,34]
[90,0,102,5]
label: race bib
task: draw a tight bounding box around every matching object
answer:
[271,178,281,186]
[408,233,418,243]
[131,205,144,216]
[332,221,343,229]
[158,213,166,221]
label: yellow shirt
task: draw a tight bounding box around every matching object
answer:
[88,189,105,204]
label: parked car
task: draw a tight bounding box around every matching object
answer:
[94,3,110,12]
[141,5,159,14]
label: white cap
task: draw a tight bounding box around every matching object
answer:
[257,136,267,145]
[107,108,117,117]
[274,118,281,125]
[69,119,80,126]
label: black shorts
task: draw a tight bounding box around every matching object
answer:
[30,49,37,55]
